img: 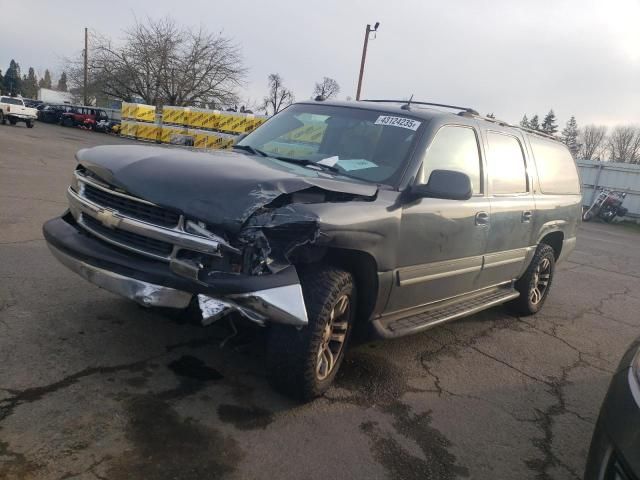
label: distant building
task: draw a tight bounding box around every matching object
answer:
[37,88,73,104]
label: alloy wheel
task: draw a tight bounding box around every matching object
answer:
[530,257,551,305]
[316,294,350,381]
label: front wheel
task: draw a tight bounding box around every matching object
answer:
[0,111,5,125]
[508,244,556,316]
[266,266,356,401]
[26,120,34,128]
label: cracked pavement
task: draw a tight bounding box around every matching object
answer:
[2,122,640,479]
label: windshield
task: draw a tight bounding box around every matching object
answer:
[237,103,423,184]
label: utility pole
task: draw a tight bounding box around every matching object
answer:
[355,22,380,101]
[83,27,88,106]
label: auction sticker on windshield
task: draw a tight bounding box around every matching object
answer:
[374,116,421,131]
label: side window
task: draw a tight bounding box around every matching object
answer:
[529,137,581,194]
[420,125,481,194]
[486,132,528,194]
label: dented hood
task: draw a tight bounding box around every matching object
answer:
[76,145,377,233]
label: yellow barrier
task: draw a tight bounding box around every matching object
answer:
[135,122,161,142]
[162,106,190,126]
[134,104,156,123]
[160,125,188,144]
[123,104,270,148]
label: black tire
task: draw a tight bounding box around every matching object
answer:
[26,120,34,128]
[0,111,5,125]
[508,244,556,316]
[582,210,594,222]
[266,266,356,401]
[8,118,17,125]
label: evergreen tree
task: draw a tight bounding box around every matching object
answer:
[529,114,540,131]
[541,109,558,135]
[3,60,22,95]
[23,67,38,98]
[561,116,580,158]
[38,69,52,89]
[57,72,68,92]
[520,114,530,129]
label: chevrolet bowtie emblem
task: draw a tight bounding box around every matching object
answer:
[96,209,121,229]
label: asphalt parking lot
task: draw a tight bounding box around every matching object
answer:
[2,121,639,480]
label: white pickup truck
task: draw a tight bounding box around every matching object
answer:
[0,96,37,128]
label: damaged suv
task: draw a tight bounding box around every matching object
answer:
[43,100,582,400]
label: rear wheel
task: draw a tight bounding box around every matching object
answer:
[26,120,34,128]
[8,118,16,125]
[266,266,355,401]
[0,111,4,125]
[508,244,555,316]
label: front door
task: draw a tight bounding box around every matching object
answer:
[480,130,536,286]
[386,124,490,314]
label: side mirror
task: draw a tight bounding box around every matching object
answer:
[410,170,472,200]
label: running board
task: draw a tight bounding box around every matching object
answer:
[376,286,519,338]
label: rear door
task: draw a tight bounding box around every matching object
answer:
[480,130,536,286]
[386,123,490,313]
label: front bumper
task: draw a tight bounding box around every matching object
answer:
[43,214,308,326]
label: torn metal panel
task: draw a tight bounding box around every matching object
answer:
[197,296,234,326]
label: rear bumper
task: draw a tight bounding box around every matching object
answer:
[43,214,308,326]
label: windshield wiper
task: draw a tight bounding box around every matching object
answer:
[232,144,268,157]
[271,155,340,173]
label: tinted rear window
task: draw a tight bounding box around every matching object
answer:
[1,97,24,106]
[529,137,581,194]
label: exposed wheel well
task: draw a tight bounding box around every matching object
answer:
[540,231,564,260]
[321,248,379,325]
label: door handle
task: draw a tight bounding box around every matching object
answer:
[522,211,533,223]
[475,211,490,226]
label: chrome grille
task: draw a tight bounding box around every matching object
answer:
[68,169,235,269]
[82,214,174,257]
[82,182,180,228]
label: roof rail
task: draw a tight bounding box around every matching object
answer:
[461,111,558,140]
[360,99,479,115]
[516,126,557,140]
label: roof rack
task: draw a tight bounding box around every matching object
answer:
[360,99,479,116]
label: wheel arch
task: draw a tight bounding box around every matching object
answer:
[321,248,380,325]
[539,230,564,260]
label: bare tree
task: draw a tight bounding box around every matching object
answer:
[262,73,294,115]
[606,126,640,163]
[579,125,608,161]
[313,77,340,100]
[66,17,245,107]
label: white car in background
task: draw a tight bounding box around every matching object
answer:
[0,96,37,128]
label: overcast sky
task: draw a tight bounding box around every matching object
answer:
[3,0,639,127]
